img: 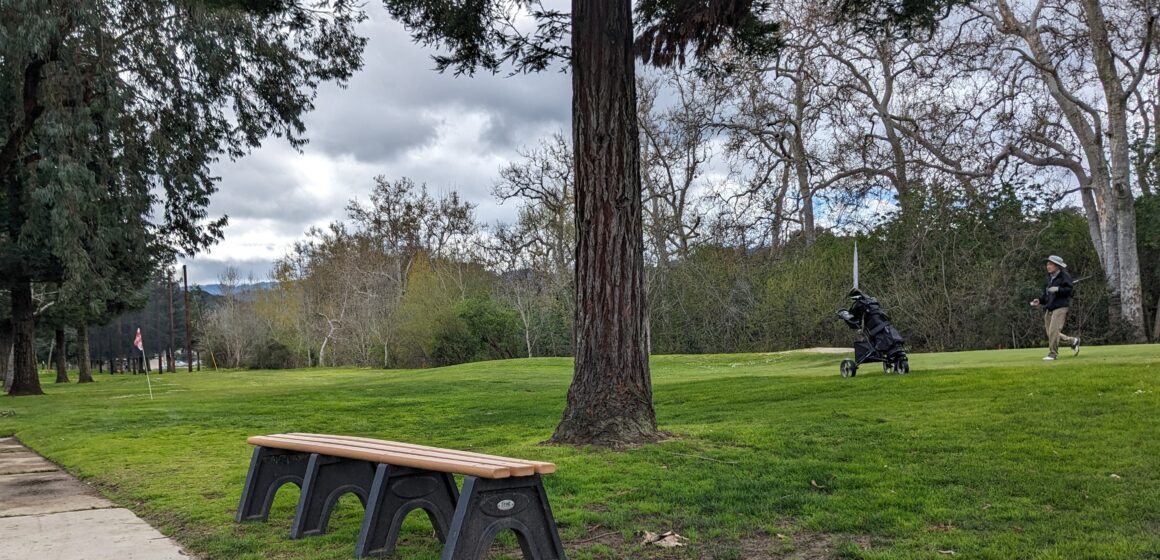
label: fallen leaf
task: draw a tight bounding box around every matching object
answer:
[938,550,956,555]
[810,479,827,489]
[775,533,787,540]
[642,531,688,548]
[1110,474,1122,479]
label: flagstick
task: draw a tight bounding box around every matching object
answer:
[853,239,860,290]
[141,346,153,401]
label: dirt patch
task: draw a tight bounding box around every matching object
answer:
[700,531,874,559]
[769,531,871,559]
[563,527,876,560]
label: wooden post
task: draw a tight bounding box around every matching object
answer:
[184,265,193,372]
[154,275,163,374]
[167,270,176,373]
[117,315,123,374]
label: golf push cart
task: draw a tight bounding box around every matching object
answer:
[835,289,909,377]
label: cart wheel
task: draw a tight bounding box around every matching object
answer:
[840,359,855,378]
[899,358,910,374]
[883,361,893,374]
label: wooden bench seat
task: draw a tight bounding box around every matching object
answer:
[236,433,565,560]
[247,433,555,479]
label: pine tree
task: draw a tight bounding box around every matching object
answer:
[382,0,777,445]
[380,0,951,444]
[1,0,366,395]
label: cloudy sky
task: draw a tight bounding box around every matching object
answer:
[179,5,572,285]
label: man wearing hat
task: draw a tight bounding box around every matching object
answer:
[1030,255,1080,361]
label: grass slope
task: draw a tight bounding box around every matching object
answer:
[1,345,1158,559]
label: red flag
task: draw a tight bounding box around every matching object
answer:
[134,328,144,351]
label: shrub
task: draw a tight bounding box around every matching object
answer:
[432,297,522,366]
[249,338,294,369]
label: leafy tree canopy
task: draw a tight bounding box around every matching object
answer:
[1,0,367,304]
[382,0,959,76]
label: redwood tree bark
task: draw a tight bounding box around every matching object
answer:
[77,324,94,383]
[550,0,661,446]
[7,278,43,396]
[54,328,69,383]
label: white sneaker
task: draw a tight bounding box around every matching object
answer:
[1043,355,1056,361]
[1071,338,1080,356]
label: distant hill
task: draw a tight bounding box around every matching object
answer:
[195,281,277,296]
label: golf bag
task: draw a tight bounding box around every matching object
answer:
[836,289,909,377]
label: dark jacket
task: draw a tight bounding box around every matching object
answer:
[1040,269,1073,311]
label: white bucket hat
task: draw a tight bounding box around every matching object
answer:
[1046,255,1067,268]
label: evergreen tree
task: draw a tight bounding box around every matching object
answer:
[1,0,366,395]
[382,0,780,445]
[381,0,952,445]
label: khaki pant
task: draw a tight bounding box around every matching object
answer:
[1044,307,1077,357]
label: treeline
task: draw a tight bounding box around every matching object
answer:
[15,184,1152,376]
[197,180,1158,370]
[1,271,218,390]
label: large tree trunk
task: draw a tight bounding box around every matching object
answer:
[1080,0,1148,342]
[77,324,93,383]
[8,278,43,396]
[54,328,69,383]
[1153,294,1160,342]
[1113,194,1146,341]
[0,320,13,393]
[791,74,815,245]
[550,0,660,446]
[1102,205,1124,333]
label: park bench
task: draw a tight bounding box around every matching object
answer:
[235,433,565,559]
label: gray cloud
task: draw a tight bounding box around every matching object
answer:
[306,106,439,164]
[299,9,571,165]
[183,4,572,284]
[211,151,345,226]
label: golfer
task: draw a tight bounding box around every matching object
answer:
[1030,255,1080,361]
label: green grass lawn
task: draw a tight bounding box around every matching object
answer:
[2,345,1159,559]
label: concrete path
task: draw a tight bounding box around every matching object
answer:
[0,437,191,560]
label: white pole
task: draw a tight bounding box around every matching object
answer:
[853,239,860,290]
[141,346,153,401]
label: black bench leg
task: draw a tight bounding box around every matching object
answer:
[355,464,459,558]
[236,446,312,522]
[291,454,377,539]
[441,475,566,560]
